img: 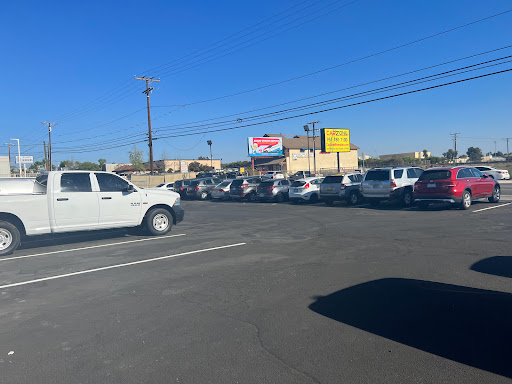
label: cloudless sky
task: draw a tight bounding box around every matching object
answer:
[1,0,511,165]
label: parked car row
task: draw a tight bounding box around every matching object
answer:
[168,165,503,209]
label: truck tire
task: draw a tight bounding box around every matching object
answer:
[0,221,21,256]
[144,208,173,236]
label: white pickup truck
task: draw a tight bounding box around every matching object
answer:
[0,171,184,256]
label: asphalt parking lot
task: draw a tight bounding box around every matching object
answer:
[0,182,511,383]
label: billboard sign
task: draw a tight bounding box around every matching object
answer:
[248,137,283,157]
[16,156,34,164]
[320,129,350,153]
[180,160,188,173]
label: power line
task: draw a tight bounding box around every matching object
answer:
[176,9,512,107]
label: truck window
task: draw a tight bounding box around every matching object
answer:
[61,173,92,192]
[95,173,129,192]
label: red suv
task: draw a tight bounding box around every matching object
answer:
[414,167,500,210]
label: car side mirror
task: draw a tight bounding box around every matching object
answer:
[482,174,489,178]
[125,184,135,193]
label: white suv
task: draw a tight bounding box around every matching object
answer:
[361,167,423,207]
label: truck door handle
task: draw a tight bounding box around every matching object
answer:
[102,197,112,200]
[57,198,69,201]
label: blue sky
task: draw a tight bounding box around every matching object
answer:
[2,0,511,165]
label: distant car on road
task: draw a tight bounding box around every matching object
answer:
[256,179,290,202]
[414,167,500,209]
[474,166,510,180]
[261,171,285,179]
[361,167,423,207]
[289,171,316,181]
[211,180,233,200]
[320,173,363,205]
[288,177,324,203]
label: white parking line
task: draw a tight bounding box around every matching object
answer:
[1,234,186,262]
[0,242,246,290]
[472,202,512,213]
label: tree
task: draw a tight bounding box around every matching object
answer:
[77,161,101,171]
[197,156,209,160]
[442,149,458,161]
[59,160,72,169]
[422,149,429,158]
[466,147,483,162]
[129,145,145,172]
[188,161,212,172]
[29,160,45,172]
[98,158,106,169]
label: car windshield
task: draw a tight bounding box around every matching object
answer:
[365,170,390,181]
[189,181,200,187]
[322,176,343,184]
[156,183,165,187]
[259,181,274,187]
[291,181,306,187]
[418,170,452,180]
[217,181,230,187]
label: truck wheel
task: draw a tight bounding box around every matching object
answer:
[0,221,21,256]
[145,208,173,235]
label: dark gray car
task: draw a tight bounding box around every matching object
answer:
[229,177,264,202]
[173,179,194,199]
[256,179,290,203]
[186,178,221,200]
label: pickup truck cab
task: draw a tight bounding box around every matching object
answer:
[0,171,184,256]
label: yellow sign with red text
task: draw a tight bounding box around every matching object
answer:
[320,129,350,152]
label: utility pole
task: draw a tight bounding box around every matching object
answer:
[207,140,213,170]
[4,143,14,169]
[303,125,311,174]
[307,121,320,174]
[11,138,21,177]
[43,141,47,170]
[135,76,160,175]
[42,122,57,170]
[450,132,460,160]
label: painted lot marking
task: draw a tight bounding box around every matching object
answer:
[1,234,186,262]
[0,242,246,290]
[472,202,512,213]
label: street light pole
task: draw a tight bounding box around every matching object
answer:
[207,140,213,170]
[303,125,311,174]
[11,138,21,177]
[307,121,320,174]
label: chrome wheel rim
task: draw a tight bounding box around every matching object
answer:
[404,194,411,205]
[350,193,358,204]
[494,188,500,200]
[463,193,471,208]
[0,229,13,251]
[152,213,169,232]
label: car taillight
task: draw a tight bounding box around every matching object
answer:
[340,183,346,190]
[195,187,200,191]
[446,182,458,187]
[180,186,184,190]
[304,183,310,189]
[220,189,225,193]
[241,184,247,189]
[268,186,275,190]
[498,171,504,174]
[390,179,397,189]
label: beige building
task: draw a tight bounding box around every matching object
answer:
[156,159,222,172]
[103,163,130,172]
[380,151,430,160]
[254,134,359,173]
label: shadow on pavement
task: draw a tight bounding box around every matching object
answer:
[308,278,512,378]
[470,256,512,278]
[19,228,133,251]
